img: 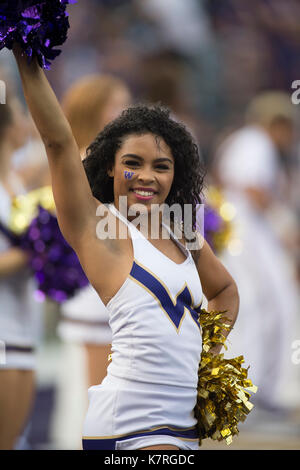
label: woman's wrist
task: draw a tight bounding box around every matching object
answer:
[13,43,39,74]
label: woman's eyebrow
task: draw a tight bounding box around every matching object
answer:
[121,153,143,160]
[155,157,174,165]
[121,154,173,164]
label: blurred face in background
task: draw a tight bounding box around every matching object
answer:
[62,75,132,158]
[97,85,131,130]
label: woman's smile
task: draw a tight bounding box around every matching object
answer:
[130,186,158,201]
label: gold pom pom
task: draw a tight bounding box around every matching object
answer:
[195,309,257,446]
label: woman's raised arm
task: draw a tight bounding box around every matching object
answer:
[196,238,239,354]
[13,46,98,249]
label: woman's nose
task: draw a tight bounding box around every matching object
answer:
[137,168,155,183]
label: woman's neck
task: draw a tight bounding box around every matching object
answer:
[115,201,172,240]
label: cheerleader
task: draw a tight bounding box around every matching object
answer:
[0,97,41,449]
[59,74,131,388]
[12,46,239,451]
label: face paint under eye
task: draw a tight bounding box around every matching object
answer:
[124,170,134,179]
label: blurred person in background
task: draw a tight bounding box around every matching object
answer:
[52,74,131,448]
[0,97,42,449]
[213,91,300,415]
[216,91,299,254]
[13,117,50,191]
[139,49,200,136]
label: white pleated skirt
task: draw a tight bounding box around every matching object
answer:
[82,373,200,450]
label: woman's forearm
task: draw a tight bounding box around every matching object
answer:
[0,248,28,278]
[12,46,98,248]
[207,281,239,354]
[13,46,74,150]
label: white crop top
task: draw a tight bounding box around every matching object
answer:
[106,204,203,388]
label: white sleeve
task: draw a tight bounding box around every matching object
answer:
[217,127,279,190]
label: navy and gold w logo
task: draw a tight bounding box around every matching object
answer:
[124,171,134,179]
[129,260,202,332]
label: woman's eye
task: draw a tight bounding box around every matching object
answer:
[156,165,169,170]
[125,160,139,166]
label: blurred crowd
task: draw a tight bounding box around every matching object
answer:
[0,0,299,450]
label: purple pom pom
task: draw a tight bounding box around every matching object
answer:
[20,206,89,302]
[0,206,89,302]
[0,0,77,69]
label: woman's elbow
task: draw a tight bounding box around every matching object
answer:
[231,280,240,322]
[43,133,74,154]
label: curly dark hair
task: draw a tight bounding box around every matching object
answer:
[83,104,206,233]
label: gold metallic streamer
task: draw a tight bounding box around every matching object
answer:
[195,309,257,446]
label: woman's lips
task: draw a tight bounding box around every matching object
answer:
[130,188,157,201]
[133,193,155,201]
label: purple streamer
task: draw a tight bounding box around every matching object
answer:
[0,206,89,302]
[0,0,77,69]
